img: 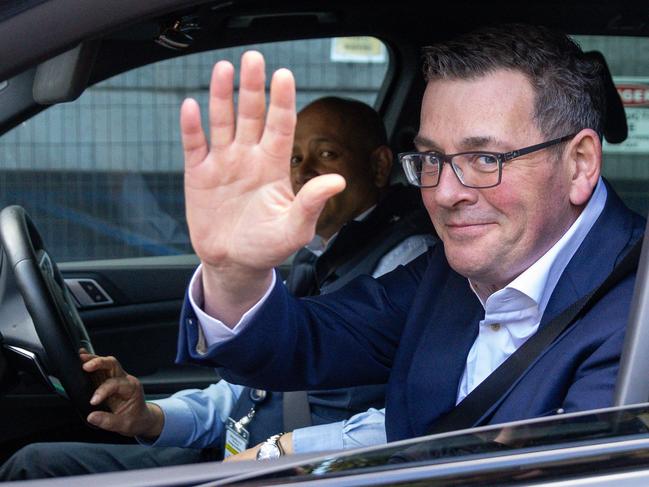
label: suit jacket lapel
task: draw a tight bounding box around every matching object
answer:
[406,269,482,436]
[470,184,642,424]
[399,182,641,437]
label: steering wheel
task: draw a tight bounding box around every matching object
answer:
[0,205,99,420]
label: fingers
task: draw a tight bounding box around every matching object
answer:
[209,61,235,149]
[87,398,162,438]
[181,98,209,169]
[89,376,136,406]
[86,410,127,433]
[186,51,296,170]
[259,68,296,161]
[82,355,125,375]
[79,348,94,363]
[290,174,346,235]
[235,51,267,145]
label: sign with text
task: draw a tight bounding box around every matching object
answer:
[604,77,649,154]
[330,37,387,63]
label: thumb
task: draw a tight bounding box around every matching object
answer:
[86,411,120,433]
[289,173,345,235]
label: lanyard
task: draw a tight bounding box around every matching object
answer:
[231,388,267,433]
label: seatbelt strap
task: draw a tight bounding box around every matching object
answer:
[427,238,643,435]
[283,391,312,431]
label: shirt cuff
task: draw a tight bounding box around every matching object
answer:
[136,397,199,447]
[188,265,278,347]
[292,408,388,453]
[292,421,345,454]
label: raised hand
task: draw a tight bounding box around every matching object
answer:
[81,350,164,439]
[181,51,345,323]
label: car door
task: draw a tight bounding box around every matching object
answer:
[0,36,393,458]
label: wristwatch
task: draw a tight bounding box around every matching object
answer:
[256,433,285,460]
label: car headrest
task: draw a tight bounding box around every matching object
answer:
[585,50,628,144]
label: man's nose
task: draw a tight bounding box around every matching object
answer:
[432,161,478,208]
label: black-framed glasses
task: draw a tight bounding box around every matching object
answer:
[398,133,577,189]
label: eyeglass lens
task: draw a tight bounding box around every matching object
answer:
[405,153,500,188]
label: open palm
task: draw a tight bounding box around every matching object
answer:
[182,51,345,275]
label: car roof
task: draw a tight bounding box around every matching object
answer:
[0,0,644,141]
[2,0,649,82]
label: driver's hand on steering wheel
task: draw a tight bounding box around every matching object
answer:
[79,349,165,440]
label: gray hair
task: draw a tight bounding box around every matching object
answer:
[422,24,606,140]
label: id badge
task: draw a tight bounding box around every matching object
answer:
[224,417,250,457]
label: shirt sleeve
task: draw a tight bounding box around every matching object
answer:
[372,234,436,277]
[291,408,387,453]
[188,265,278,350]
[136,380,244,449]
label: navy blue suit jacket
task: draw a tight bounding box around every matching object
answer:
[178,186,645,442]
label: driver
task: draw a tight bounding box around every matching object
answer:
[0,97,434,479]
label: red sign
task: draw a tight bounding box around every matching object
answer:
[616,84,649,107]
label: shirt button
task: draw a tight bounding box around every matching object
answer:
[490,323,501,331]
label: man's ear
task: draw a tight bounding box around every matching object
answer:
[566,128,602,206]
[370,145,393,189]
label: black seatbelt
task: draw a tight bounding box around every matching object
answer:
[427,238,643,435]
[283,391,312,431]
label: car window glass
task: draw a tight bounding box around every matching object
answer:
[244,405,649,485]
[0,37,389,262]
[574,35,649,217]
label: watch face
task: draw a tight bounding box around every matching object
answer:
[257,442,281,460]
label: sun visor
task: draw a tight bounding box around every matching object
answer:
[32,41,99,105]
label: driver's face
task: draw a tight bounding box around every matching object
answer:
[291,102,380,240]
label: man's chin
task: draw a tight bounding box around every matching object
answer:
[443,246,494,281]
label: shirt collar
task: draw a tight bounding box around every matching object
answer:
[305,205,377,256]
[473,177,607,314]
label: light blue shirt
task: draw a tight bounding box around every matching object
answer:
[144,381,244,448]
[144,383,387,452]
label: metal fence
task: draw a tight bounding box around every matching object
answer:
[0,38,389,261]
[2,35,649,261]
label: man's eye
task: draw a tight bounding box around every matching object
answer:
[472,154,498,165]
[467,153,499,174]
[290,156,301,166]
[320,150,336,159]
